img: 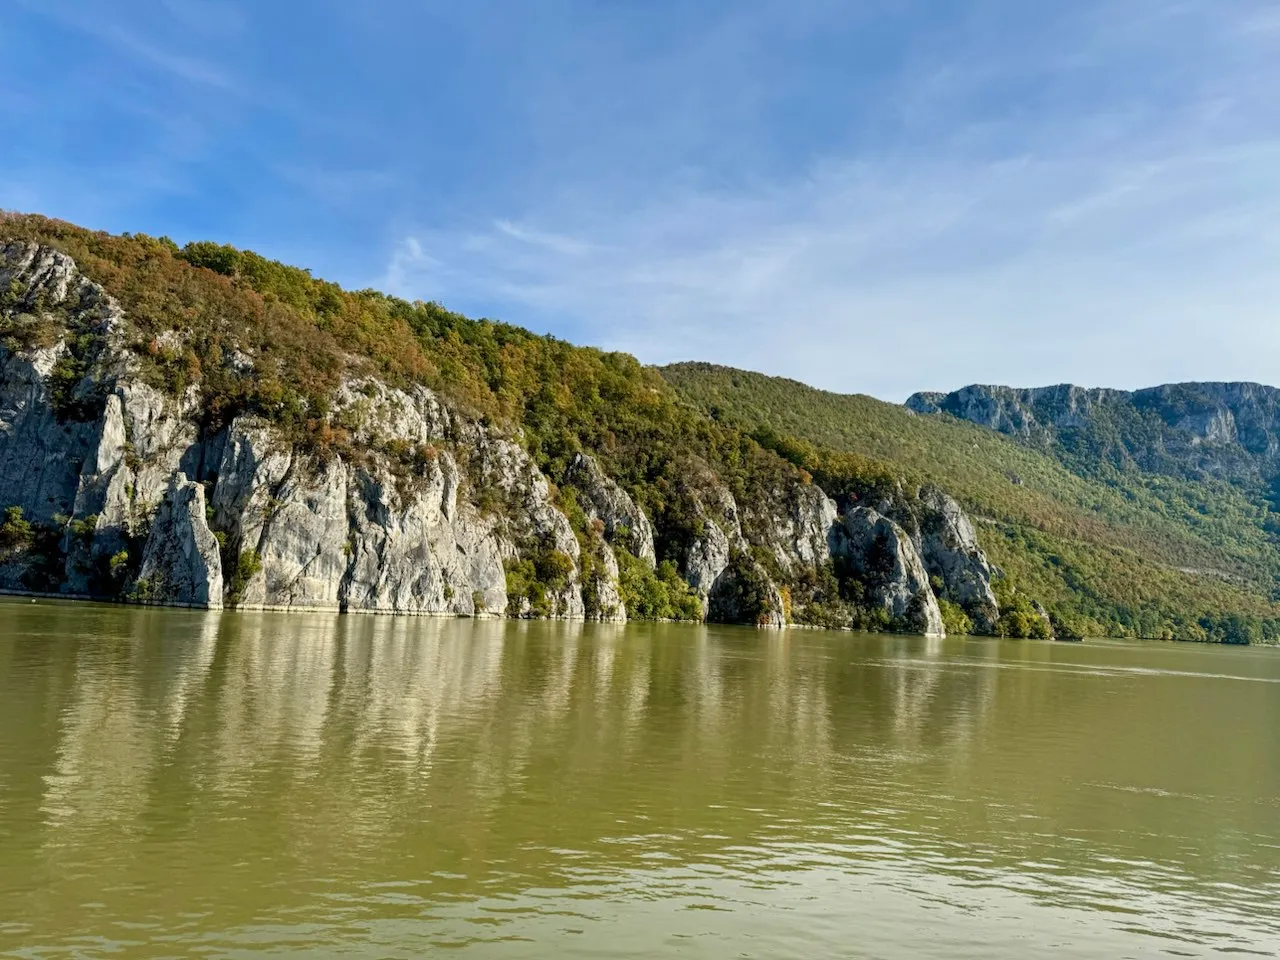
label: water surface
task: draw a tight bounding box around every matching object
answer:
[1,601,1278,958]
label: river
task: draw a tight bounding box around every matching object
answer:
[1,601,1277,957]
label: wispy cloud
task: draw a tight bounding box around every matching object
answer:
[0,0,333,235]
[14,0,239,90]
[159,0,249,37]
[493,221,595,257]
[5,0,1278,399]
[99,23,236,89]
[384,0,1280,399]
[383,237,445,299]
[385,142,1278,392]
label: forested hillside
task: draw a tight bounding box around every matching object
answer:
[0,214,998,633]
[2,213,1276,641]
[661,363,1280,642]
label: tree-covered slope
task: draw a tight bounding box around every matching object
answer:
[660,363,1280,642]
[0,215,798,558]
[5,214,977,634]
[4,213,1276,641]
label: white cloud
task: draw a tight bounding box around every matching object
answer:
[493,221,596,257]
[383,237,439,296]
[386,130,1280,399]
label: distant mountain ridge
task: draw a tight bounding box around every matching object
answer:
[906,382,1280,486]
[661,362,1280,643]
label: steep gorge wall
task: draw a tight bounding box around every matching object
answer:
[0,241,1003,635]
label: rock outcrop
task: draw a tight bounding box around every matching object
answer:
[0,238,1004,636]
[65,382,199,594]
[135,473,223,608]
[343,452,508,617]
[707,553,786,627]
[830,507,945,636]
[907,381,1280,482]
[852,485,1002,635]
[678,477,750,617]
[208,407,564,617]
[210,418,348,610]
[0,244,124,530]
[906,383,1125,439]
[745,481,837,575]
[581,538,627,622]
[470,434,586,618]
[913,487,999,633]
[562,452,656,566]
[683,516,732,611]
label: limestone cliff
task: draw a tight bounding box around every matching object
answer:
[907,381,1280,483]
[0,238,1003,635]
[135,473,223,608]
[878,486,1000,634]
[830,507,945,637]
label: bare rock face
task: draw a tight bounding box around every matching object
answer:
[344,451,507,617]
[64,382,199,594]
[2,242,87,304]
[582,538,627,622]
[675,473,816,626]
[0,243,194,596]
[134,473,223,608]
[683,514,731,608]
[0,242,124,530]
[747,481,837,575]
[681,486,742,617]
[908,381,1280,483]
[332,378,454,445]
[328,381,491,616]
[238,454,351,610]
[831,507,944,636]
[469,434,585,618]
[562,452,656,566]
[0,344,92,527]
[209,417,308,607]
[211,414,513,616]
[864,487,1001,635]
[915,487,1000,633]
[906,383,1122,439]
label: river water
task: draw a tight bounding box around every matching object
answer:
[0,601,1277,958]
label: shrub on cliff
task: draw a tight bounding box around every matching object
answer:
[0,506,33,554]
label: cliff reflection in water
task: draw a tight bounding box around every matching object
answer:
[1,602,1278,956]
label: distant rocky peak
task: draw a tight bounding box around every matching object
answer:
[905,380,1280,483]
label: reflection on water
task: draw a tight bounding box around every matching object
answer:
[0,601,1278,958]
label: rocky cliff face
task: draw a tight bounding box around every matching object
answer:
[562,452,656,567]
[884,486,1000,634]
[906,384,1128,439]
[136,473,223,608]
[830,507,945,636]
[907,381,1280,483]
[0,240,1004,635]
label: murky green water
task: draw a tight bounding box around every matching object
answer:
[1,602,1278,958]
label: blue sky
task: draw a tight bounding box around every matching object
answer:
[3,0,1278,400]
